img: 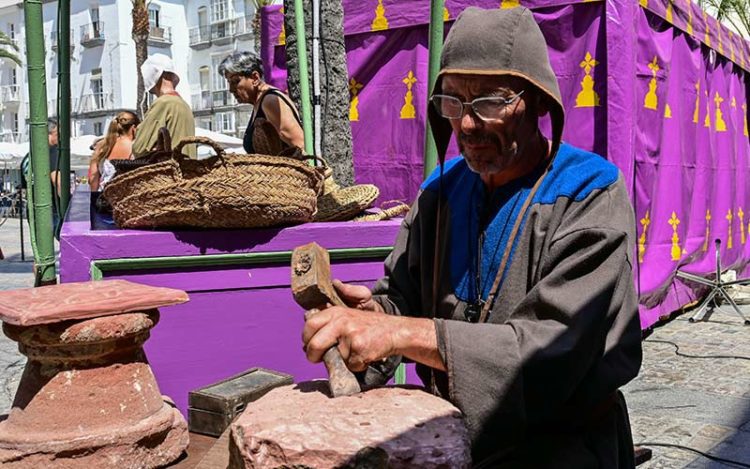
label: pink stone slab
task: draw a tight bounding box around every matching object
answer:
[0,280,189,326]
[230,382,471,468]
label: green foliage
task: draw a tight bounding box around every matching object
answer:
[0,31,21,66]
[699,0,749,38]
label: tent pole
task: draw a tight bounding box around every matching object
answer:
[24,0,57,285]
[423,0,444,178]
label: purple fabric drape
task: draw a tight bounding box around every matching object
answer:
[261,0,750,329]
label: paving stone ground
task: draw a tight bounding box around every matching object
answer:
[624,307,750,468]
[0,218,748,468]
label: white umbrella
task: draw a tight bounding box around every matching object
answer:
[0,142,29,165]
[194,127,244,158]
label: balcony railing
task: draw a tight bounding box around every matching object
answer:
[191,90,213,111]
[0,85,21,104]
[0,132,22,143]
[211,19,236,43]
[234,16,254,38]
[188,16,254,49]
[80,21,105,47]
[212,89,236,108]
[188,25,211,48]
[75,93,113,114]
[148,25,172,47]
[50,30,75,53]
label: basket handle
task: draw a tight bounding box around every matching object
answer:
[173,136,227,160]
[156,127,172,152]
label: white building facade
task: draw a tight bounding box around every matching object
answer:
[0,0,266,143]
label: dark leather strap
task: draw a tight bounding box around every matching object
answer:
[478,156,555,323]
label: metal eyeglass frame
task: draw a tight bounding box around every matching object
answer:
[430,90,525,121]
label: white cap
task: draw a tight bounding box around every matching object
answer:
[140,54,180,93]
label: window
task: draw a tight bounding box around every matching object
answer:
[149,6,160,29]
[212,56,227,91]
[11,68,17,86]
[90,8,100,35]
[94,122,103,135]
[211,0,228,22]
[91,69,103,110]
[215,111,234,132]
[12,113,19,134]
[9,23,14,41]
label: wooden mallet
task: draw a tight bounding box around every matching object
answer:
[291,242,361,397]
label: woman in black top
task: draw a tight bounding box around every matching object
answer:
[219,51,304,155]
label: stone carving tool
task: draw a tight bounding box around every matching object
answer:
[291,242,361,397]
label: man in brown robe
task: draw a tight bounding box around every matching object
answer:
[302,7,642,467]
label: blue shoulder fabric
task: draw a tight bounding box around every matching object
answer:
[419,144,621,306]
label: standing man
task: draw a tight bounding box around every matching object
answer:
[133,53,196,158]
[302,7,642,467]
[21,119,61,232]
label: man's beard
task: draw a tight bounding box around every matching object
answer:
[459,132,523,175]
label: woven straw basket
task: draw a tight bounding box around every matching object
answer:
[313,164,379,222]
[104,137,325,229]
[352,200,410,222]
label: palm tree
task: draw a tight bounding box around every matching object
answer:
[132,0,150,118]
[0,31,21,66]
[699,0,749,38]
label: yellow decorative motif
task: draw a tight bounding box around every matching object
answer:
[638,210,650,264]
[693,81,701,123]
[743,103,748,137]
[443,7,450,21]
[400,71,417,120]
[687,6,693,35]
[704,11,711,47]
[664,103,672,118]
[739,207,746,245]
[731,97,737,108]
[717,24,723,55]
[669,212,682,261]
[704,90,711,129]
[501,0,521,9]
[371,0,389,31]
[644,56,659,110]
[729,31,735,62]
[348,78,363,122]
[703,209,712,252]
[714,92,727,132]
[575,52,600,108]
[726,209,734,249]
[666,0,673,23]
[278,7,286,45]
[640,0,647,7]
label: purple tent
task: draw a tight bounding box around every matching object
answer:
[262,0,750,330]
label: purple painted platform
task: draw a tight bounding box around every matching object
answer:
[59,188,407,416]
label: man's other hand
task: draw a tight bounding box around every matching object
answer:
[331,279,383,312]
[302,306,395,372]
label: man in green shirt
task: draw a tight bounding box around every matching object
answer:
[133,54,196,158]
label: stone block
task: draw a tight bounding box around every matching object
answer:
[229,381,471,468]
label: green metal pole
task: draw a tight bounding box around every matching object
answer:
[57,0,71,228]
[423,0,444,179]
[24,0,57,284]
[293,0,314,155]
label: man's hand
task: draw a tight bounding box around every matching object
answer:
[303,307,396,372]
[331,279,384,312]
[302,307,447,372]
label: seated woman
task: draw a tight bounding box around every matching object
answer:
[88,111,140,192]
[218,51,305,155]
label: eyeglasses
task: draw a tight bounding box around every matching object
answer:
[430,90,525,121]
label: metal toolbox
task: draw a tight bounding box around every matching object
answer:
[187,367,293,437]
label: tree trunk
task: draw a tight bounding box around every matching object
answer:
[283,0,354,185]
[132,0,150,119]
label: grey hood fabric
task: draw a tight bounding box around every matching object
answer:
[428,6,565,164]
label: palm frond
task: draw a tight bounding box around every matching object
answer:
[0,31,19,51]
[0,49,22,66]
